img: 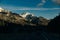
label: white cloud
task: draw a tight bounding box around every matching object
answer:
[37,0,46,7]
[52,0,60,4]
[42,0,46,3]
[37,3,44,7]
[37,0,60,7]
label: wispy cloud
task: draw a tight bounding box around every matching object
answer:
[0,5,60,10]
[52,0,60,5]
[37,0,60,7]
[37,0,46,7]
[18,8,60,10]
[7,7,60,10]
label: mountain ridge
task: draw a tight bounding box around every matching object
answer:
[0,8,49,26]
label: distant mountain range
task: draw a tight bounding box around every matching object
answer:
[0,7,60,33]
[0,7,49,26]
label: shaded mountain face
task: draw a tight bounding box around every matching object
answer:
[48,14,60,33]
[38,16,50,26]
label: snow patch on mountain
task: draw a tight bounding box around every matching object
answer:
[20,12,34,18]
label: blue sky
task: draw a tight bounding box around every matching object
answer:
[0,0,60,19]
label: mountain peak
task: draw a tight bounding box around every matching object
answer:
[20,12,34,18]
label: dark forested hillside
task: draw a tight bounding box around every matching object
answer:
[48,14,60,33]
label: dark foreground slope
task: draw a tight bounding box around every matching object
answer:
[0,19,60,40]
[48,14,60,33]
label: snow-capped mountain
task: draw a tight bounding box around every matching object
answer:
[0,7,49,26]
[20,12,38,22]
